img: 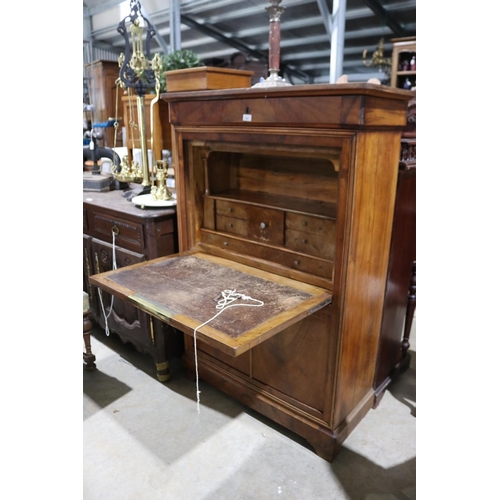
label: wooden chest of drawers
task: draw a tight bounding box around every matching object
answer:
[83,187,180,381]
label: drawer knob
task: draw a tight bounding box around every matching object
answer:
[294,260,299,266]
[228,223,233,228]
[260,222,267,229]
[223,241,228,246]
[302,239,307,244]
[302,221,307,226]
[112,225,120,236]
[228,207,233,212]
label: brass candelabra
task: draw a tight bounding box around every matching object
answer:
[114,0,171,200]
[362,39,392,79]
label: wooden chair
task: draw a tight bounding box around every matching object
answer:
[83,291,96,370]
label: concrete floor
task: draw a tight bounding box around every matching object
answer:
[83,317,416,500]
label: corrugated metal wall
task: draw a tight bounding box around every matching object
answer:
[83,42,119,66]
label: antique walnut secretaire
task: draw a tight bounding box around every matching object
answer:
[90,83,415,461]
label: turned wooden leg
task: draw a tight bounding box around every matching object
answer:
[83,310,96,371]
[402,261,416,358]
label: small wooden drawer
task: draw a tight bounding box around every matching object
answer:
[90,212,145,252]
[201,230,333,280]
[216,214,248,237]
[285,213,336,259]
[286,213,334,233]
[215,199,248,219]
[279,250,333,278]
[215,200,284,245]
[171,95,362,127]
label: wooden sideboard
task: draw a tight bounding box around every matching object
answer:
[90,83,415,461]
[83,187,181,381]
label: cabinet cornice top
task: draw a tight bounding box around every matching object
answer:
[161,83,415,104]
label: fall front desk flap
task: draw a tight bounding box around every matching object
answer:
[89,251,331,356]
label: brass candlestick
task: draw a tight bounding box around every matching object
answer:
[253,0,291,87]
[150,161,172,201]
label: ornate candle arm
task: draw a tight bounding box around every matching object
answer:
[253,0,291,88]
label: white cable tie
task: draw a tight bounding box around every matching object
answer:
[97,230,118,336]
[193,289,264,414]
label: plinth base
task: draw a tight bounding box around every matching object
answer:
[252,69,292,88]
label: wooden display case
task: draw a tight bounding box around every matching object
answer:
[90,83,415,461]
[390,37,416,89]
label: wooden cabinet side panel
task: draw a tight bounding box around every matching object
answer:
[143,217,177,259]
[374,168,416,388]
[334,130,401,426]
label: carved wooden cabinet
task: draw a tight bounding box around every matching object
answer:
[91,83,415,461]
[83,188,179,381]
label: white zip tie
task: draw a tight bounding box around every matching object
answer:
[97,230,118,336]
[193,289,264,414]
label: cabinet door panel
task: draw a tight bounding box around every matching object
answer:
[252,306,334,418]
[91,238,149,343]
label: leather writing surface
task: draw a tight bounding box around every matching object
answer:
[107,254,314,339]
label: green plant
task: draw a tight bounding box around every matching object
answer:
[161,49,204,71]
[158,49,204,92]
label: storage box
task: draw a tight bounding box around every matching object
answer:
[164,66,254,92]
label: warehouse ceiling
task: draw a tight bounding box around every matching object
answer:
[83,0,416,85]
